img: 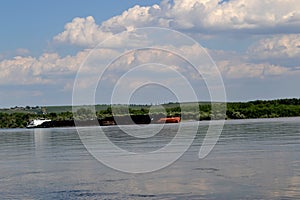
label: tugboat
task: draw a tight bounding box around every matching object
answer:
[26,119,51,128]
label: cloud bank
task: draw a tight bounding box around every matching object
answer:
[248,34,300,60]
[1,0,300,105]
[54,0,300,47]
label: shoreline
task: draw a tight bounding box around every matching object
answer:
[1,116,300,130]
[1,98,300,129]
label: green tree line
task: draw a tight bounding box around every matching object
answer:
[1,98,300,128]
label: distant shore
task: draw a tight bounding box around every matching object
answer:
[1,98,300,129]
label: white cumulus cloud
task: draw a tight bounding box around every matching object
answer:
[218,60,293,79]
[53,0,300,47]
[0,47,122,87]
[248,34,300,60]
[169,0,300,32]
[0,52,84,85]
[54,16,113,46]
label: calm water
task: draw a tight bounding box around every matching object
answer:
[0,118,299,199]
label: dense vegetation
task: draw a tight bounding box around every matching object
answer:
[1,98,300,128]
[226,98,300,119]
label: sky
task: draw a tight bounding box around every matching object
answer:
[1,0,300,107]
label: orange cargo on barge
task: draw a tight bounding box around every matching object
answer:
[157,117,181,123]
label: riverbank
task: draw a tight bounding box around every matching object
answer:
[1,98,300,128]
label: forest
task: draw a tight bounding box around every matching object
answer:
[1,98,300,128]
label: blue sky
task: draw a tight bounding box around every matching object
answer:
[0,0,161,55]
[1,0,300,107]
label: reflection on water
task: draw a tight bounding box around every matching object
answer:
[0,117,299,199]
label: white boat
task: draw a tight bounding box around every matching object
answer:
[26,119,51,128]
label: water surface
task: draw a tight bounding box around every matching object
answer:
[0,118,299,199]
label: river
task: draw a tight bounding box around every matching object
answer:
[0,117,299,199]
